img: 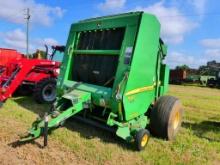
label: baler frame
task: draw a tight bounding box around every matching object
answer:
[20,12,182,151]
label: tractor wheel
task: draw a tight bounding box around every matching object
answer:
[150,96,183,140]
[135,129,150,151]
[33,78,57,104]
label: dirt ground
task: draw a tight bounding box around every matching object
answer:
[0,85,219,165]
[0,118,90,165]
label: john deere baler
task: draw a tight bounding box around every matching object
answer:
[21,12,183,151]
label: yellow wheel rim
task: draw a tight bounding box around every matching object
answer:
[141,134,149,147]
[173,112,180,130]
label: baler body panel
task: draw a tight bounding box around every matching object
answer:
[22,12,171,143]
[58,13,142,115]
[57,12,167,121]
[123,14,161,121]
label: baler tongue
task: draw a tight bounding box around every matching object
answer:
[20,90,91,144]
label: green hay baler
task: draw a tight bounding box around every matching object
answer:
[21,12,183,151]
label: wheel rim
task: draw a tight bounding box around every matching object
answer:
[42,84,56,102]
[141,134,149,147]
[173,111,180,130]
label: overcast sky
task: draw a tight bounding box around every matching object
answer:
[0,0,219,68]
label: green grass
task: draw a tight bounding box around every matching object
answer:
[0,85,220,165]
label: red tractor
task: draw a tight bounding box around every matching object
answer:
[0,46,65,107]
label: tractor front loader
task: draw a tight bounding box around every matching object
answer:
[0,46,65,106]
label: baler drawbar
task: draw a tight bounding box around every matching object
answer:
[20,89,91,141]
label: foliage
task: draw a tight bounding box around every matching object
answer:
[175,64,190,70]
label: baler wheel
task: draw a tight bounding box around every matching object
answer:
[33,78,57,104]
[150,96,183,140]
[135,129,150,151]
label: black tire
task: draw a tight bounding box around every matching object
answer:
[150,96,183,140]
[15,85,33,96]
[135,129,150,151]
[33,78,57,104]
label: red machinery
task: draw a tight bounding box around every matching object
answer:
[0,48,23,66]
[0,48,23,74]
[0,46,65,107]
[169,69,187,84]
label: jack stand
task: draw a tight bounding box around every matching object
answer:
[43,113,48,147]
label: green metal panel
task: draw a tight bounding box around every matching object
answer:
[56,12,171,122]
[159,64,170,95]
[21,12,172,144]
[58,12,166,121]
[123,14,161,121]
[21,90,91,141]
[72,12,142,32]
[58,13,142,112]
[62,80,113,107]
[57,31,76,88]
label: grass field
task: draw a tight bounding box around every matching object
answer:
[0,85,220,165]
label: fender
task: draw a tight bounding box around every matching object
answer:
[24,72,56,84]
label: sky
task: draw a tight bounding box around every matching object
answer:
[0,0,220,68]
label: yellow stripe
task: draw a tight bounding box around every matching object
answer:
[125,85,155,96]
